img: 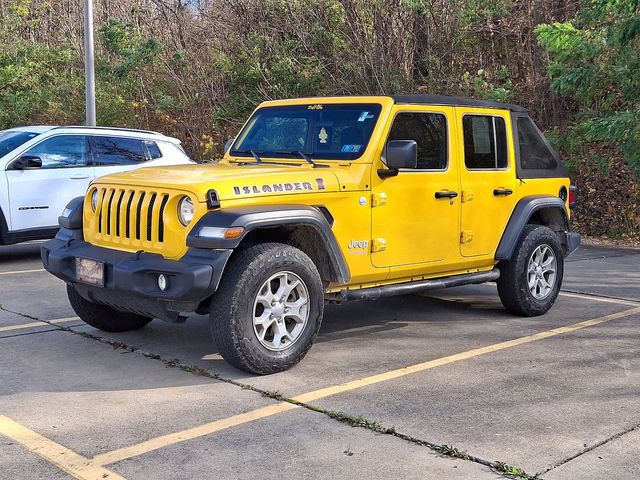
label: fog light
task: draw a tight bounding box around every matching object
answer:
[158,274,168,291]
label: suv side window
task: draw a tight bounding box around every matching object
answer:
[387,112,448,169]
[22,135,89,169]
[517,117,558,170]
[463,115,507,169]
[93,136,148,165]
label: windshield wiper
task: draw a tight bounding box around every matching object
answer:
[274,151,329,168]
[230,149,299,167]
[230,149,264,164]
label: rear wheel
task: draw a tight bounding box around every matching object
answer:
[67,285,152,332]
[497,225,564,316]
[209,243,324,375]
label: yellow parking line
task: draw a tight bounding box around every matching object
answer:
[0,416,125,480]
[0,268,46,275]
[90,402,298,467]
[294,306,640,402]
[90,305,640,466]
[0,317,80,333]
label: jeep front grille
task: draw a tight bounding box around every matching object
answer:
[85,186,194,259]
[96,188,169,243]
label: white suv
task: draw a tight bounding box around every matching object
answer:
[0,126,193,245]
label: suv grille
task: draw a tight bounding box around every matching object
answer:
[96,188,169,243]
[85,186,193,259]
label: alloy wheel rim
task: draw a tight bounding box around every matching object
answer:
[252,271,309,351]
[527,244,557,300]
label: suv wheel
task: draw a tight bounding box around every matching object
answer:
[67,285,152,332]
[497,225,564,316]
[210,243,324,375]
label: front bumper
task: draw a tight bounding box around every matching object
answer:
[41,228,232,322]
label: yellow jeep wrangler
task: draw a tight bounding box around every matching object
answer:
[42,95,580,374]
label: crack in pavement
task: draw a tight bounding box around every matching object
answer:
[0,304,39,321]
[537,423,640,479]
[0,304,533,479]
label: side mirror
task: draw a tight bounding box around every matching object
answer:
[378,140,417,179]
[12,155,43,170]
[224,138,234,154]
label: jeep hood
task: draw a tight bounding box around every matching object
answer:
[92,162,341,202]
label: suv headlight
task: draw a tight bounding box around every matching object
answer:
[91,190,98,212]
[178,196,194,226]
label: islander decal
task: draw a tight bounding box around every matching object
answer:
[233,178,327,196]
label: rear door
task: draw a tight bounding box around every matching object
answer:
[6,134,94,231]
[456,109,518,257]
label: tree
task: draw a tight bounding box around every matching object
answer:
[536,0,640,173]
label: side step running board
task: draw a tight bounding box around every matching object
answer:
[339,269,500,301]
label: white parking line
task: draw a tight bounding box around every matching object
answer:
[559,291,639,307]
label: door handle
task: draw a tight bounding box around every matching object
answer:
[493,188,513,196]
[434,190,458,199]
[70,175,90,180]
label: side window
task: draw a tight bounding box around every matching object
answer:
[22,135,89,169]
[93,136,148,166]
[144,141,163,159]
[517,117,558,170]
[463,115,507,169]
[387,112,448,169]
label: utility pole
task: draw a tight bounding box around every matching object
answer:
[84,0,96,126]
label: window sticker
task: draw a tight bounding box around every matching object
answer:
[358,111,369,122]
[471,116,492,154]
[341,144,362,153]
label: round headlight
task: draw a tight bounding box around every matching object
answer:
[91,190,98,212]
[178,196,194,226]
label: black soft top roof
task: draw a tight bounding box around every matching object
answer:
[391,94,528,113]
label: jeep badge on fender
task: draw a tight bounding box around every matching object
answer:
[42,95,580,375]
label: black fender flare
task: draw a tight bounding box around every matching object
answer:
[186,205,350,284]
[495,196,569,260]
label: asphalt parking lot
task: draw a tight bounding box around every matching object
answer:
[1,243,639,480]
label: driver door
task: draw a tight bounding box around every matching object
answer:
[371,106,460,268]
[6,134,94,231]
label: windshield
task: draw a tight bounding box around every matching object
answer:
[231,103,382,161]
[0,130,39,158]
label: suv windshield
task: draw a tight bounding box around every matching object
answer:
[0,130,39,158]
[231,103,382,161]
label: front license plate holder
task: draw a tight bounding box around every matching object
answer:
[76,258,104,287]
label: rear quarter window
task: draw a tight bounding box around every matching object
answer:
[144,140,163,159]
[517,117,558,170]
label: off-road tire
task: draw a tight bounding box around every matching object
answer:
[67,285,152,332]
[209,243,324,375]
[497,225,564,317]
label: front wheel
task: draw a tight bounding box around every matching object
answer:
[209,243,324,375]
[497,225,564,316]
